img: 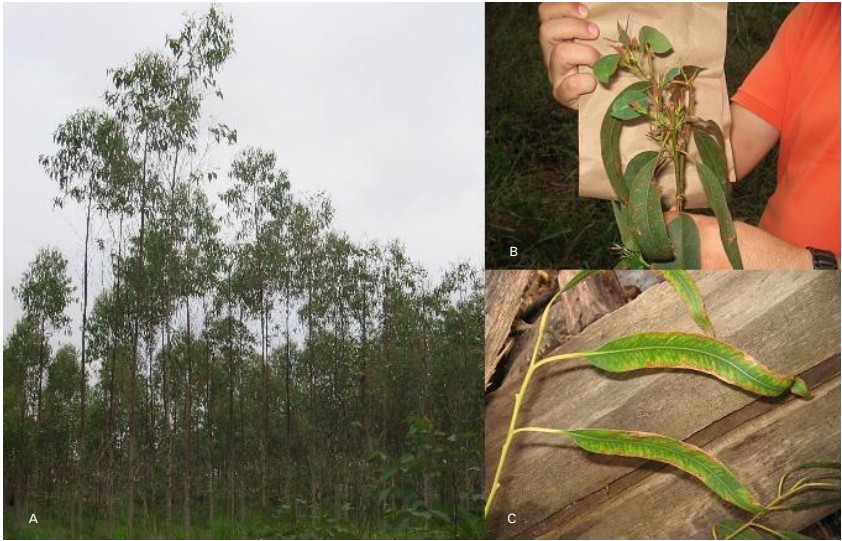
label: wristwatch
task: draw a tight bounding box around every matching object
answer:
[807,247,838,270]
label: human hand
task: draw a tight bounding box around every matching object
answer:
[665,211,813,270]
[538,2,602,110]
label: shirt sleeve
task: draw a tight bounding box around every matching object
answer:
[731,4,811,130]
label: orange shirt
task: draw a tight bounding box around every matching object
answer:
[732,3,840,255]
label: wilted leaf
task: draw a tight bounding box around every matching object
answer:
[660,270,714,335]
[712,519,762,539]
[601,81,650,203]
[563,429,765,513]
[612,201,639,251]
[697,161,743,269]
[627,151,672,261]
[583,331,810,398]
[593,54,621,84]
[611,87,650,120]
[639,25,673,54]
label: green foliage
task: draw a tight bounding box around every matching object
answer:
[598,21,742,268]
[485,4,790,268]
[487,271,821,534]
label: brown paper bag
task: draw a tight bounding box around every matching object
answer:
[578,2,735,209]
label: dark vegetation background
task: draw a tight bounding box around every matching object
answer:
[485,3,797,269]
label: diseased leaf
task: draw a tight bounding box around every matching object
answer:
[593,54,621,84]
[601,81,649,203]
[611,201,639,251]
[584,331,810,398]
[564,429,764,513]
[712,519,762,539]
[627,151,672,261]
[660,270,714,336]
[611,87,650,120]
[697,161,743,269]
[655,213,701,269]
[639,26,672,54]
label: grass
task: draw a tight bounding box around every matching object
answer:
[485,3,796,269]
[4,508,484,540]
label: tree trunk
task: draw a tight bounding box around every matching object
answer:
[184,300,193,538]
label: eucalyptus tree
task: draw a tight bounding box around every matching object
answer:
[12,248,75,422]
[39,110,133,443]
[222,146,291,511]
[4,317,46,517]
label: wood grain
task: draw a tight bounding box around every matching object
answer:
[484,271,841,538]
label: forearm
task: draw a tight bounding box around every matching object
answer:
[702,219,812,270]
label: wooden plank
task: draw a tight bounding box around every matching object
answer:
[485,271,840,538]
[485,270,533,389]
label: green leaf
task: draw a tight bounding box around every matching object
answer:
[564,429,764,513]
[781,497,841,511]
[601,81,650,203]
[665,65,705,83]
[696,161,743,269]
[627,151,673,261]
[612,201,639,251]
[773,531,815,540]
[584,331,810,398]
[660,270,714,336]
[560,270,601,293]
[639,26,673,54]
[610,87,650,120]
[694,125,729,195]
[593,54,621,84]
[655,213,701,269]
[712,519,762,539]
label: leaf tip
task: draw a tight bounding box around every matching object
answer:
[791,377,811,399]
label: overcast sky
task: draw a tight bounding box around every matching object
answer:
[3,3,484,339]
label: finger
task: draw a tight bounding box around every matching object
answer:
[539,17,600,66]
[552,72,597,109]
[548,41,602,85]
[538,2,588,23]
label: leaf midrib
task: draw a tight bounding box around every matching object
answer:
[588,343,783,394]
[570,431,756,509]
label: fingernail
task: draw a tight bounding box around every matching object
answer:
[578,4,588,17]
[588,23,598,37]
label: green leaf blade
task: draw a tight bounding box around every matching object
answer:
[565,429,764,513]
[656,213,701,269]
[593,54,620,85]
[610,87,649,120]
[586,331,807,397]
[611,201,639,251]
[660,270,714,335]
[601,81,650,203]
[713,519,762,539]
[697,161,743,269]
[694,126,729,195]
[560,270,601,293]
[639,26,673,54]
[627,151,672,261]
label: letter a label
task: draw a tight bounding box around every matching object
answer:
[29,513,38,524]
